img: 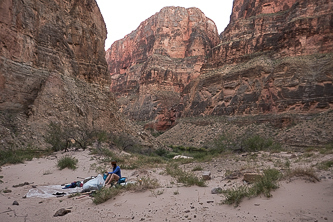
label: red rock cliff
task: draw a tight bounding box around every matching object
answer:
[210,0,333,65]
[0,0,152,149]
[106,7,219,125]
[182,0,333,117]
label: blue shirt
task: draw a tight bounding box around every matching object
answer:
[109,166,121,178]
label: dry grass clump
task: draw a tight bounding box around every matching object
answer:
[93,177,159,205]
[192,166,203,171]
[283,167,320,182]
[57,156,78,170]
[92,187,122,205]
[222,168,281,207]
[166,164,206,187]
[132,177,160,192]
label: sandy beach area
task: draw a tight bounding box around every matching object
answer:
[0,149,332,222]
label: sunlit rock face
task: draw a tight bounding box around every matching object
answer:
[182,0,333,117]
[106,6,219,126]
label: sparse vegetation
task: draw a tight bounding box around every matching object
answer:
[92,186,123,204]
[45,121,143,152]
[223,169,281,207]
[45,122,67,151]
[155,146,217,163]
[283,167,319,182]
[166,164,206,187]
[0,148,51,166]
[192,166,203,171]
[320,143,333,154]
[93,177,159,204]
[212,134,282,153]
[316,160,333,171]
[57,156,78,170]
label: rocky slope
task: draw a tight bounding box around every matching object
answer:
[0,0,155,149]
[106,7,219,130]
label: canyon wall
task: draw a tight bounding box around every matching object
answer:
[105,7,219,130]
[182,0,333,117]
[0,0,153,149]
[106,0,332,140]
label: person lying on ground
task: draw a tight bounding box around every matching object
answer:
[105,160,121,186]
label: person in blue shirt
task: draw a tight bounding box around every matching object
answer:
[105,160,121,186]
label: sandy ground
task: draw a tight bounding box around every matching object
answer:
[0,150,332,222]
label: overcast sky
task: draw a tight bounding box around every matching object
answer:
[95,0,234,50]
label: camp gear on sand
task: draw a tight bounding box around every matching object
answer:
[82,174,105,192]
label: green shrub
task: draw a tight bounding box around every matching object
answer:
[211,134,282,153]
[136,177,160,191]
[45,122,67,151]
[223,168,281,207]
[93,187,122,204]
[112,134,142,153]
[93,177,159,204]
[57,156,78,170]
[222,186,249,207]
[166,164,206,187]
[249,169,281,198]
[317,160,333,170]
[154,148,169,157]
[242,135,277,152]
[212,134,229,153]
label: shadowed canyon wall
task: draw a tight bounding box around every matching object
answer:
[0,0,153,149]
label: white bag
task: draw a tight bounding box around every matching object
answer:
[82,174,105,192]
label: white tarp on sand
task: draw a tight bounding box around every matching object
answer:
[26,185,83,198]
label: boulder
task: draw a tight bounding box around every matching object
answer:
[202,171,211,180]
[53,208,71,217]
[243,173,263,183]
[211,187,223,194]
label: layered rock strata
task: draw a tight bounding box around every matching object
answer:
[182,0,333,117]
[106,7,219,128]
[0,0,153,149]
[106,0,332,145]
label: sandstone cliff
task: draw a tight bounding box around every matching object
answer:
[0,0,154,149]
[106,0,333,147]
[182,0,333,117]
[105,7,219,130]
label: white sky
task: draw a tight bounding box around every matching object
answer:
[95,0,234,50]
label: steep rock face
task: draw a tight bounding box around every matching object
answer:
[182,0,333,117]
[211,0,333,65]
[106,7,219,126]
[0,0,153,149]
[0,0,109,112]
